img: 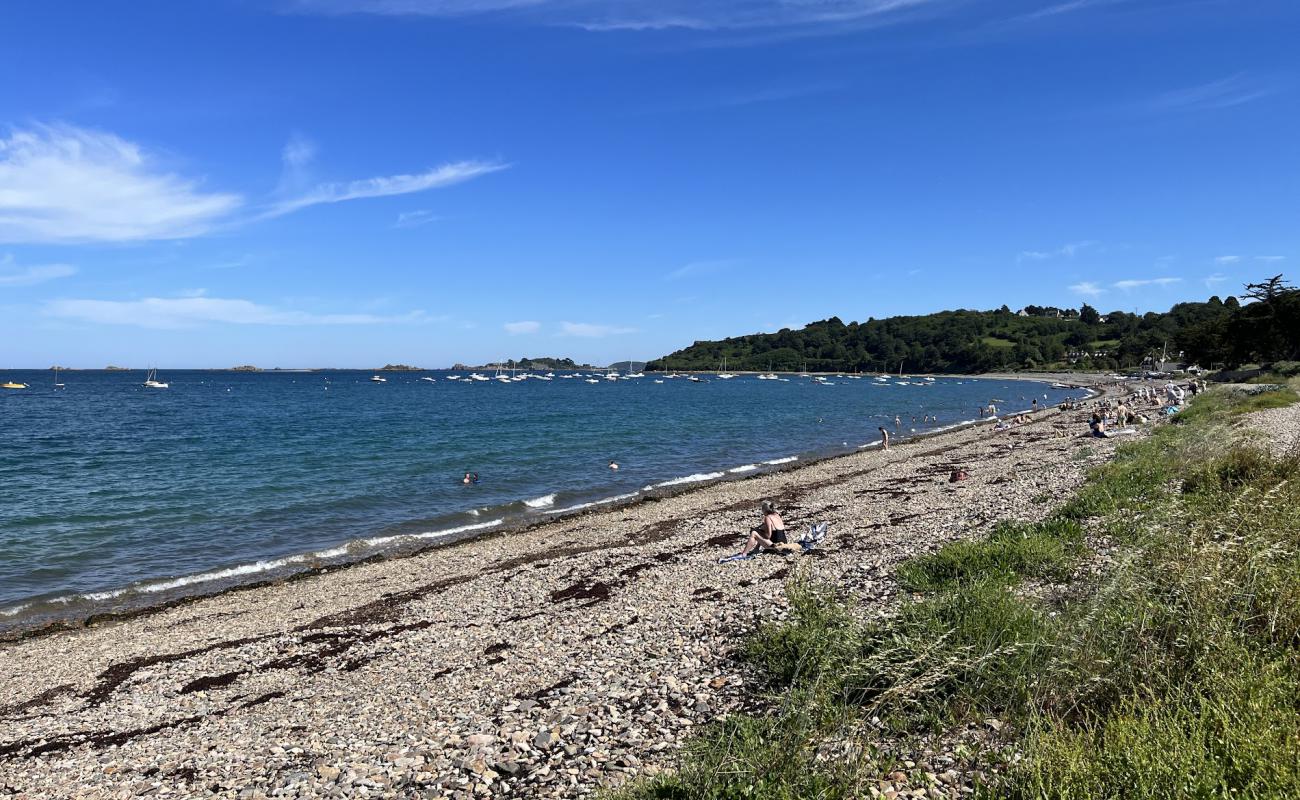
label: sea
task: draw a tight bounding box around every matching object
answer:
[0,369,1082,633]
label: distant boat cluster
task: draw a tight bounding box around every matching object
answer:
[2,367,950,392]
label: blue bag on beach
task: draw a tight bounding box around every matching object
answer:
[800,522,829,552]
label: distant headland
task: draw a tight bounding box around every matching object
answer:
[451,357,601,371]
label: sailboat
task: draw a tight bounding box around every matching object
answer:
[53,366,65,389]
[143,368,169,389]
[716,356,735,380]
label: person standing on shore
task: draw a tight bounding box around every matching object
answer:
[879,426,890,450]
[894,415,902,432]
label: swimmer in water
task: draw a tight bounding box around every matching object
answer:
[609,460,619,470]
[462,471,479,485]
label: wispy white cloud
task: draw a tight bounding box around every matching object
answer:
[0,253,77,287]
[1149,73,1275,113]
[1016,0,1129,21]
[504,320,541,334]
[1113,277,1181,290]
[1204,273,1227,288]
[394,209,441,228]
[45,296,428,329]
[0,124,242,244]
[0,124,501,243]
[1256,255,1286,263]
[1018,240,1096,262]
[1068,281,1105,298]
[1214,255,1241,264]
[296,0,939,34]
[666,258,738,280]
[264,160,507,218]
[281,133,318,170]
[559,321,638,338]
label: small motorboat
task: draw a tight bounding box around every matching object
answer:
[370,375,387,383]
[2,381,28,390]
[420,376,436,382]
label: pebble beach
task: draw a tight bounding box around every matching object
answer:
[0,377,1154,799]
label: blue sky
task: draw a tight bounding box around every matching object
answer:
[1,0,1296,368]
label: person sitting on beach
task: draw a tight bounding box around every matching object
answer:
[734,501,801,558]
[1089,412,1109,438]
[462,471,479,485]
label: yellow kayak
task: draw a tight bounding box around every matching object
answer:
[1,382,28,389]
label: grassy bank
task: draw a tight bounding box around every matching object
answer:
[612,381,1300,800]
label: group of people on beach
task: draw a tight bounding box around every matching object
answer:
[1077,376,1208,438]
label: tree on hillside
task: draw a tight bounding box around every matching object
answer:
[1079,303,1101,325]
[1228,275,1300,363]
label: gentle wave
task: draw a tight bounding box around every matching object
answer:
[25,520,506,613]
[362,518,503,548]
[524,493,557,509]
[546,491,640,516]
[728,464,759,473]
[648,471,726,490]
[79,555,316,602]
[764,456,798,465]
[312,546,351,559]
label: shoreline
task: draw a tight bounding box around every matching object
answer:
[0,375,1105,643]
[1,378,1124,799]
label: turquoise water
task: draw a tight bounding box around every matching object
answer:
[0,369,1079,630]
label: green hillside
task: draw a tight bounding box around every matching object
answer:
[650,277,1299,374]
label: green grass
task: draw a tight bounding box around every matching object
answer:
[1013,645,1300,800]
[1171,383,1298,425]
[982,336,1015,349]
[610,384,1300,800]
[896,519,1083,591]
